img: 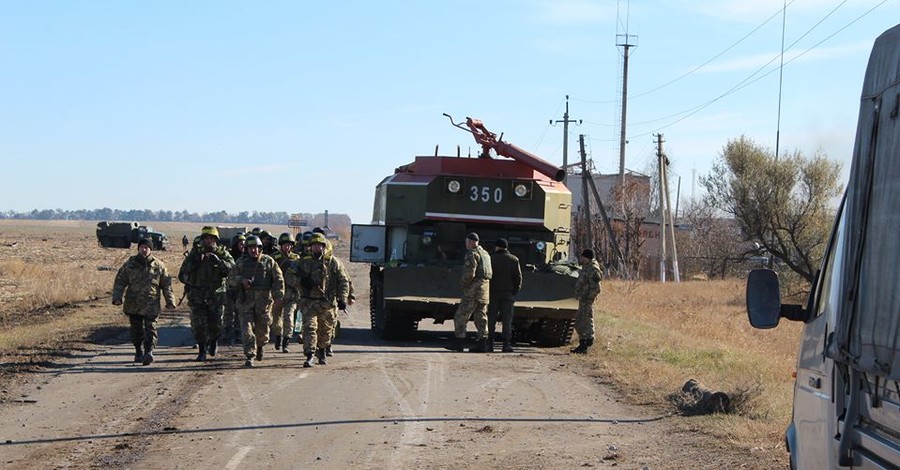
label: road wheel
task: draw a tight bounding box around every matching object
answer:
[535,318,575,347]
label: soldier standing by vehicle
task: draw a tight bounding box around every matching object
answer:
[271,233,301,353]
[449,232,492,353]
[230,235,284,367]
[571,249,602,354]
[223,234,246,345]
[112,238,176,366]
[181,235,189,253]
[487,238,521,353]
[296,232,349,368]
[179,226,235,362]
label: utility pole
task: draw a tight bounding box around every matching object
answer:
[662,150,680,282]
[617,33,637,185]
[655,133,667,282]
[550,95,581,185]
[579,135,592,254]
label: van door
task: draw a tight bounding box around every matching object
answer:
[791,198,847,469]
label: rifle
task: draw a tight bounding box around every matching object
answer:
[177,284,190,307]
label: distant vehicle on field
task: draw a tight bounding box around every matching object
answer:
[96,221,168,250]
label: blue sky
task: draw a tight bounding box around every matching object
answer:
[1,0,897,223]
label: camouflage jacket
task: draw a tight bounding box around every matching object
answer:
[460,245,491,303]
[271,250,301,299]
[178,244,235,292]
[112,254,175,318]
[574,259,602,301]
[296,253,350,306]
[229,254,285,301]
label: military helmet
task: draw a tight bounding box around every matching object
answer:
[278,232,294,245]
[244,235,262,247]
[312,227,325,235]
[200,226,219,240]
[260,230,273,240]
[300,231,313,245]
[231,234,246,246]
[309,232,327,246]
[251,227,261,235]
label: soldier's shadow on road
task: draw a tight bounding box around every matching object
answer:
[332,327,542,355]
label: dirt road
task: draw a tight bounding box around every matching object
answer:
[0,304,765,469]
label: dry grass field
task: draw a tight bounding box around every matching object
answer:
[584,279,802,460]
[0,220,800,465]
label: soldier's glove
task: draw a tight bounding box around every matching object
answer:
[300,277,314,290]
[337,300,347,310]
[205,253,220,265]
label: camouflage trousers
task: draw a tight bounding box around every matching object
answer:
[271,292,298,339]
[236,290,273,358]
[454,297,487,340]
[222,288,239,334]
[574,295,597,341]
[128,314,158,351]
[300,298,335,352]
[188,289,225,344]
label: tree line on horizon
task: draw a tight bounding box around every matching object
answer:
[0,208,348,225]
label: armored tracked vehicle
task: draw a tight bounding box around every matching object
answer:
[351,116,579,346]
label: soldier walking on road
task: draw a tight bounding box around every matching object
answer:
[449,232,492,353]
[181,235,189,253]
[179,226,235,362]
[230,235,284,367]
[112,238,176,366]
[487,238,521,353]
[223,234,246,345]
[271,233,301,353]
[296,232,349,368]
[571,249,602,354]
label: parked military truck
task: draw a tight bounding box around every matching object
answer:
[746,23,900,469]
[96,221,168,250]
[214,226,249,245]
[351,115,579,346]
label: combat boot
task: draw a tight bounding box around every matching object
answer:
[486,337,495,353]
[582,338,595,353]
[281,336,290,353]
[244,355,254,368]
[196,348,207,362]
[256,345,264,361]
[570,340,587,354]
[316,348,327,365]
[142,346,155,366]
[325,345,333,357]
[303,350,314,368]
[133,345,143,363]
[446,337,465,352]
[274,335,282,351]
[469,338,487,353]
[501,340,514,353]
[207,339,218,357]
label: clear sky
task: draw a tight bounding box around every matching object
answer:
[1,1,897,223]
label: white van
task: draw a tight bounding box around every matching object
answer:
[747,23,900,469]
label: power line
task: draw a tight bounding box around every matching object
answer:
[627,0,879,139]
[573,0,798,105]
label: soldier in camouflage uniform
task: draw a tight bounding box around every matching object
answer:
[271,232,301,353]
[230,235,285,367]
[260,230,277,256]
[223,234,246,345]
[449,232,492,353]
[112,238,176,366]
[179,226,235,362]
[296,232,350,368]
[571,249,602,354]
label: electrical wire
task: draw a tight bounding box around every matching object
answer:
[575,0,798,105]
[628,0,877,139]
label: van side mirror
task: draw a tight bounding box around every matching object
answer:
[746,269,809,328]
[747,269,782,328]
